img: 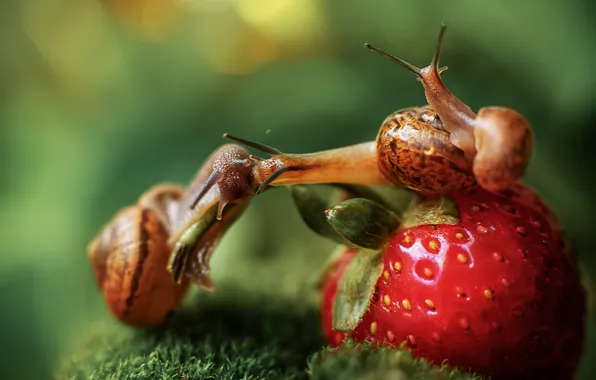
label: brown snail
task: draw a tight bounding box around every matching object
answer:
[87,144,275,327]
[366,23,533,193]
[190,23,534,219]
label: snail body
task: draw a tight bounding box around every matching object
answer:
[88,145,261,327]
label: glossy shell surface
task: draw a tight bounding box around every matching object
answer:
[88,206,190,327]
[376,106,477,194]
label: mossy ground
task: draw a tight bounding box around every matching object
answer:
[55,285,480,380]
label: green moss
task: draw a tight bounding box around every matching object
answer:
[55,287,323,379]
[55,286,481,380]
[308,342,483,380]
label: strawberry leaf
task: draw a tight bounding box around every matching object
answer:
[289,185,350,245]
[401,194,460,228]
[290,184,405,249]
[325,198,400,250]
[333,248,384,332]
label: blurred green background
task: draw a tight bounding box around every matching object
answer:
[1,0,596,378]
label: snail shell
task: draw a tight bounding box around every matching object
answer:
[376,106,477,194]
[88,189,190,327]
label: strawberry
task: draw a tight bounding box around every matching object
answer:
[298,183,586,380]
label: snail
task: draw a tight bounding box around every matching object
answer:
[366,23,533,193]
[190,23,534,218]
[87,144,278,327]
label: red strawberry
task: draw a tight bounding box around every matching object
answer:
[315,183,586,380]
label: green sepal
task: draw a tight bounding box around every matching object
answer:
[332,248,384,332]
[289,184,401,249]
[401,194,460,229]
[289,185,349,246]
[325,198,400,250]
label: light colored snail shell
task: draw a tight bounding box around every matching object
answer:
[88,192,190,327]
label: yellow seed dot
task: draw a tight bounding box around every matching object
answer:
[393,262,402,272]
[386,330,395,342]
[403,235,413,244]
[457,253,468,264]
[423,267,433,278]
[477,225,488,233]
[425,299,435,310]
[401,299,412,311]
[370,321,377,335]
[383,295,391,306]
[456,232,464,239]
[429,240,439,251]
[484,289,495,300]
[383,270,390,280]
